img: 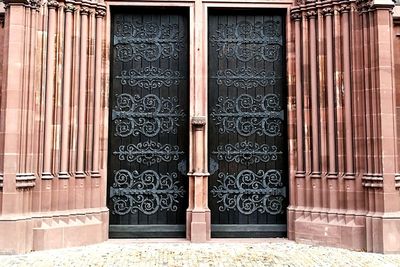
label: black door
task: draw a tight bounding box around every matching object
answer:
[108,8,189,238]
[208,10,287,237]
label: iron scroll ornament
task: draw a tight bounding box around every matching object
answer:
[112,93,185,137]
[113,20,184,62]
[116,66,183,90]
[210,20,283,62]
[113,140,183,166]
[210,94,284,137]
[212,140,283,165]
[110,169,185,215]
[211,169,286,215]
[213,68,276,89]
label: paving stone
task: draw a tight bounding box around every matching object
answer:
[0,240,400,266]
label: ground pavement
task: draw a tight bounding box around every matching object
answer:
[1,239,400,266]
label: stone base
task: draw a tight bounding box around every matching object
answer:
[288,209,366,251]
[186,210,211,242]
[366,213,400,253]
[0,208,108,254]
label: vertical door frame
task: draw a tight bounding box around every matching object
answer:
[104,0,294,241]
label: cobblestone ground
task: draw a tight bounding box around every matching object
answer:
[1,239,400,267]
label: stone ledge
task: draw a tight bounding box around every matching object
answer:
[288,207,367,251]
[0,209,109,253]
[293,216,366,251]
[33,215,105,251]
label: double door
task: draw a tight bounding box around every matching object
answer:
[108,8,287,238]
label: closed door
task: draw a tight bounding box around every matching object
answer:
[108,8,189,238]
[208,10,288,237]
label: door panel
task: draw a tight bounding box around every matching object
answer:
[208,10,287,237]
[108,8,189,238]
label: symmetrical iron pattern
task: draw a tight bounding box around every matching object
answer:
[112,93,185,137]
[116,67,183,89]
[211,169,286,215]
[109,11,189,236]
[113,141,183,166]
[110,170,185,215]
[212,141,282,165]
[114,20,184,62]
[208,12,287,235]
[210,94,284,136]
[210,21,283,62]
[214,68,276,89]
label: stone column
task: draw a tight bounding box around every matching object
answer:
[75,3,89,210]
[186,0,210,242]
[361,0,400,253]
[0,0,37,253]
[91,5,106,208]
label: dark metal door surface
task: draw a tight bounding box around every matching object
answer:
[208,10,288,237]
[108,8,189,238]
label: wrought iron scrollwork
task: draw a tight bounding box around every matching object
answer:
[110,169,185,215]
[114,20,184,62]
[113,141,183,166]
[210,20,282,62]
[112,93,185,137]
[210,94,284,137]
[211,169,286,215]
[116,67,183,89]
[212,141,282,165]
[213,68,276,89]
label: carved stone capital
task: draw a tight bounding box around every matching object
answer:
[321,7,334,16]
[291,10,302,20]
[64,3,76,13]
[356,0,372,12]
[47,0,59,9]
[191,116,206,128]
[306,10,318,19]
[29,0,40,9]
[339,3,352,13]
[80,6,90,15]
[95,8,106,18]
[296,0,306,6]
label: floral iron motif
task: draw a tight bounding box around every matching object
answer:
[210,94,284,137]
[113,141,183,166]
[211,169,286,215]
[212,140,282,165]
[115,67,183,89]
[113,20,184,62]
[112,93,185,137]
[110,169,185,215]
[210,20,282,62]
[213,68,276,89]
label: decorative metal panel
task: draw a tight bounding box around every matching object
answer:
[109,9,188,237]
[210,20,283,62]
[212,141,282,165]
[116,67,183,89]
[110,170,185,215]
[112,93,185,137]
[210,94,284,137]
[211,170,286,215]
[113,141,183,166]
[213,68,276,89]
[114,20,184,62]
[208,10,287,237]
